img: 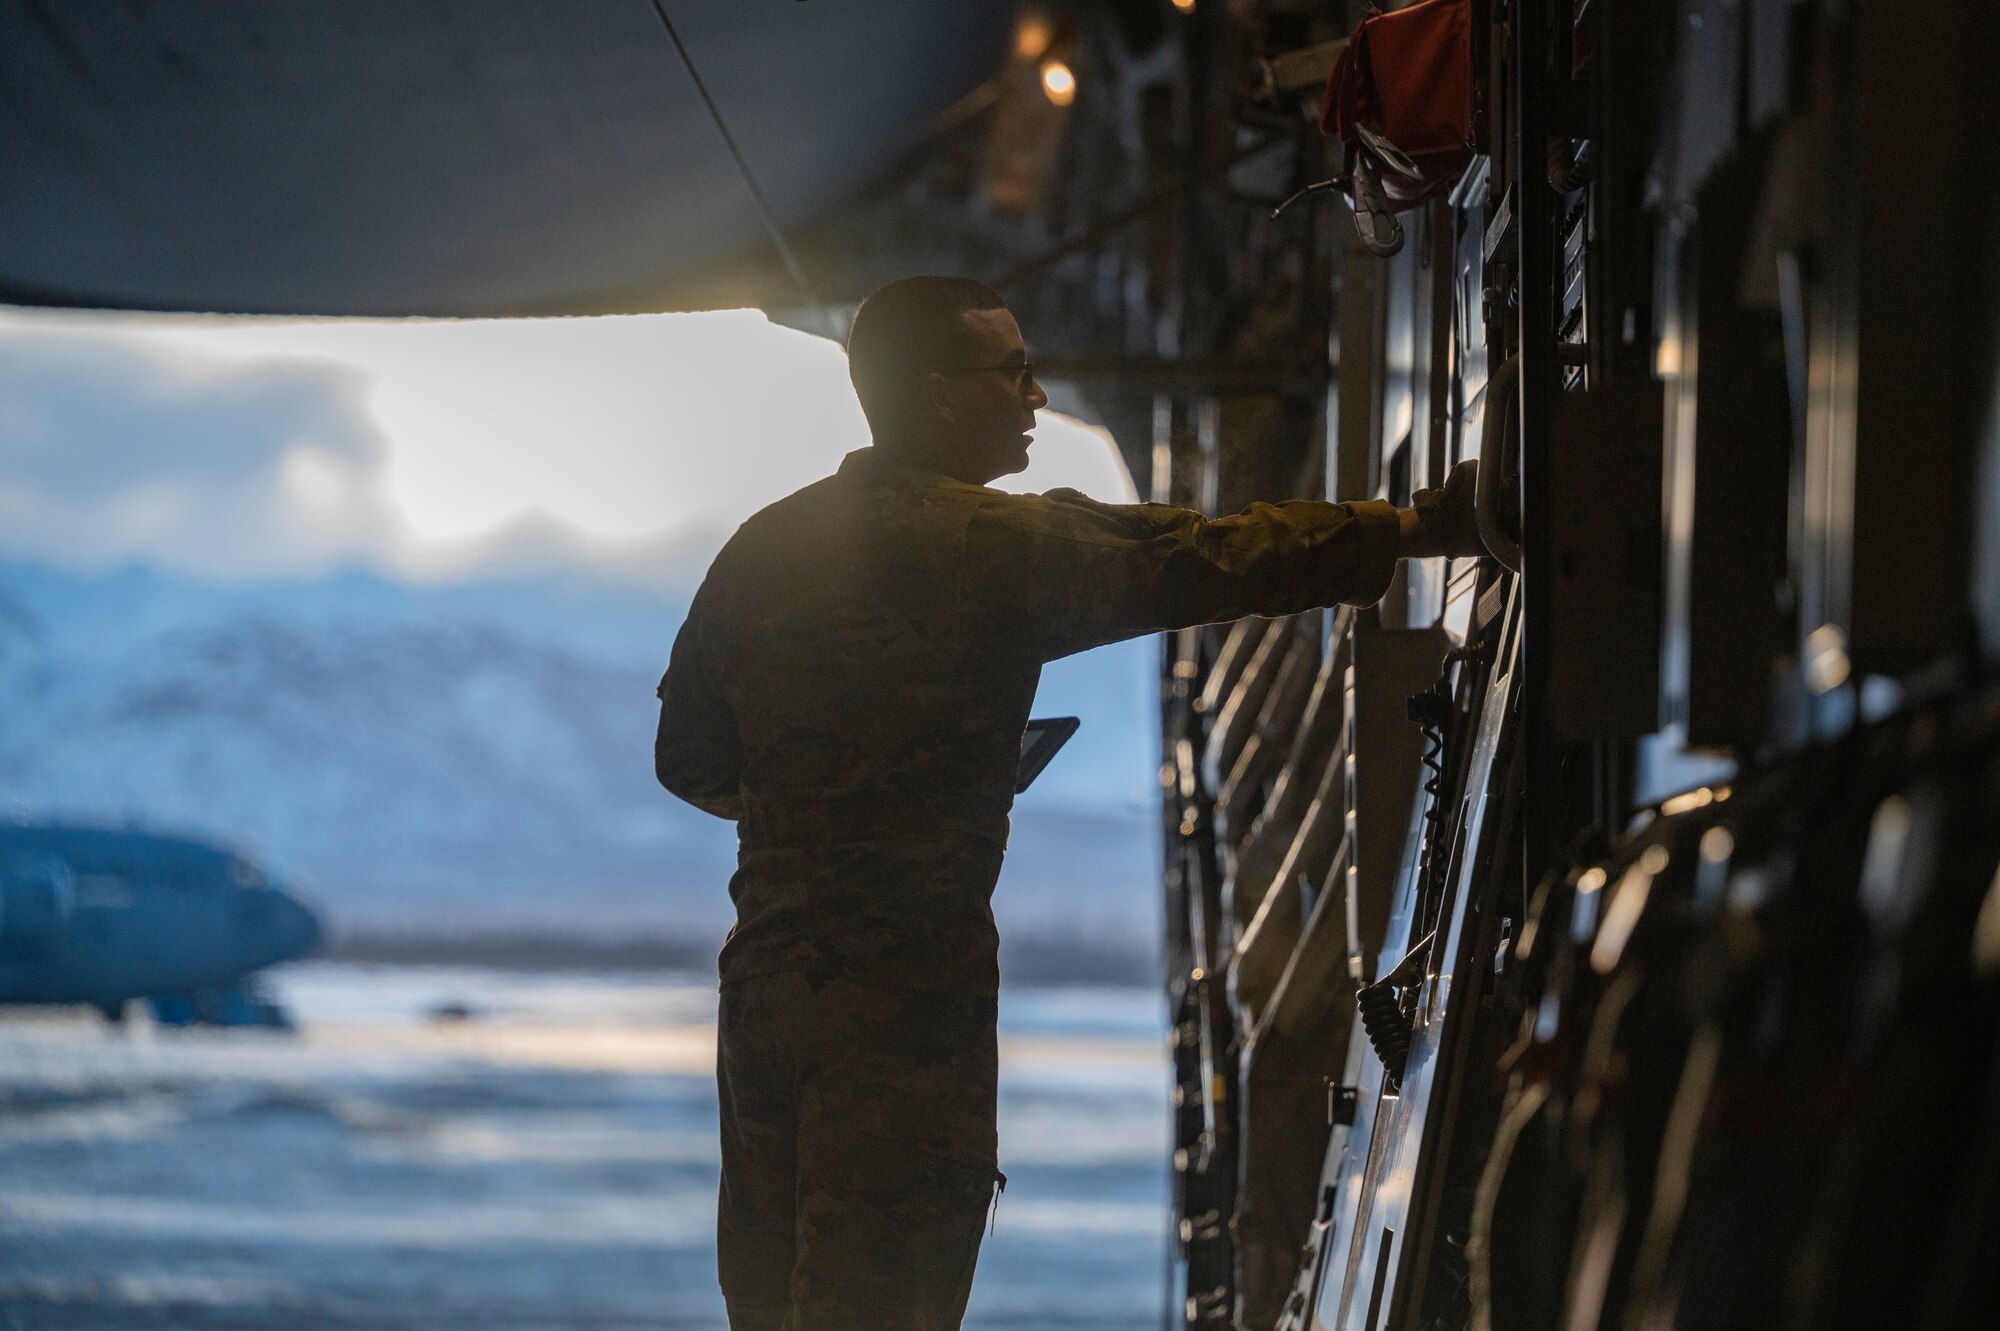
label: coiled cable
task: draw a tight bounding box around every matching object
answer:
[1357,981,1414,1092]
[1408,688,1450,837]
[1407,648,1476,934]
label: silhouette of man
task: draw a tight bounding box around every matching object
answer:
[655,276,1483,1329]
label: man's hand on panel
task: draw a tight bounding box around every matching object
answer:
[1398,459,1488,560]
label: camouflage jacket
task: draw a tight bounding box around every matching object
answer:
[656,446,1401,996]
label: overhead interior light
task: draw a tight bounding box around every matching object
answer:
[1040,59,1076,106]
[1015,13,1053,60]
[1172,0,1197,13]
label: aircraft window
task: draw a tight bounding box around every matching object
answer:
[71,873,135,909]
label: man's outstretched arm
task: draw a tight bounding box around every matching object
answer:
[655,596,744,822]
[967,460,1485,660]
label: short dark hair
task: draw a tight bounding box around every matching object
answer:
[846,276,1005,435]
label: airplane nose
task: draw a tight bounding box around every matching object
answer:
[239,888,323,965]
[278,893,324,959]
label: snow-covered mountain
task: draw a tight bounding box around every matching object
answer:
[0,562,1160,966]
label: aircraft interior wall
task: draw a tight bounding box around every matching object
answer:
[1150,1,2000,1327]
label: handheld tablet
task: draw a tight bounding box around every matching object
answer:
[1015,717,1081,793]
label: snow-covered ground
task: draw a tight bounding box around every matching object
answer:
[0,962,1171,1329]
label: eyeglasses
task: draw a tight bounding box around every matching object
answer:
[938,360,1037,391]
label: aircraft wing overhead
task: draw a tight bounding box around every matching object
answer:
[0,0,1010,318]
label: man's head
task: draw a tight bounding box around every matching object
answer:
[846,276,1049,485]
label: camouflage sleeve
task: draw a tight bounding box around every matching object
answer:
[654,589,744,821]
[962,488,1403,660]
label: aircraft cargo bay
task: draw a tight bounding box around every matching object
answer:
[3,2,1999,1328]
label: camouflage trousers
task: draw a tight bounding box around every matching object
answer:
[716,970,1001,1330]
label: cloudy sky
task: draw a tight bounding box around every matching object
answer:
[0,305,1135,586]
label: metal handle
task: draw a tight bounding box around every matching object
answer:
[1477,354,1525,572]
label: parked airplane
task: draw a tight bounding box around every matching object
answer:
[0,823,321,1024]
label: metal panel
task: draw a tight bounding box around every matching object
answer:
[1848,0,1982,676]
[1336,239,1391,504]
[1548,379,1665,740]
[1340,623,1451,946]
[1312,593,1519,1331]
[1679,143,1791,749]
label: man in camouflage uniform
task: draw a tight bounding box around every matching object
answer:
[655,276,1483,1329]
